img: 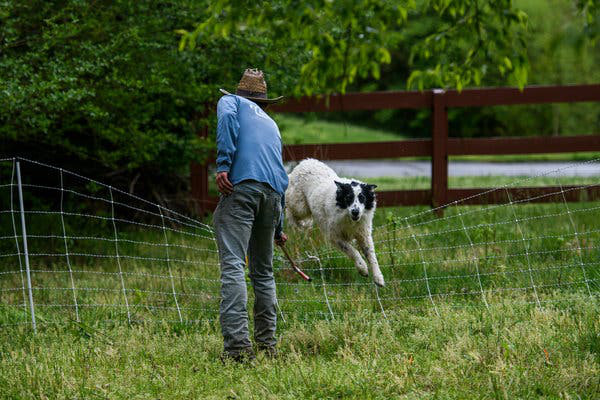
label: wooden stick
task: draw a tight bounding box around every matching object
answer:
[278,244,311,281]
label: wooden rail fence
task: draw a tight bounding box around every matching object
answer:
[192,84,600,213]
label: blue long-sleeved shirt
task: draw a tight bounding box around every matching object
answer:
[216,94,288,235]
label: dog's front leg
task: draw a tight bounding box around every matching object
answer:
[333,239,369,277]
[357,233,385,287]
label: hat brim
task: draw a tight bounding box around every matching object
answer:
[219,88,283,104]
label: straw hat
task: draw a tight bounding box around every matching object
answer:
[219,68,283,104]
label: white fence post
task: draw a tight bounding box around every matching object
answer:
[10,159,28,313]
[16,161,37,333]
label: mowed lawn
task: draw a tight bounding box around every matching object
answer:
[1,295,599,399]
[275,114,405,145]
[2,195,600,398]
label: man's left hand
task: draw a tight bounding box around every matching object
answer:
[275,232,288,246]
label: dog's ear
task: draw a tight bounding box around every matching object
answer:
[361,183,378,191]
[360,183,377,210]
[334,181,344,189]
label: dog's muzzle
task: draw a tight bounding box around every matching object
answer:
[351,209,360,221]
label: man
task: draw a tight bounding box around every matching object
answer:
[213,68,288,362]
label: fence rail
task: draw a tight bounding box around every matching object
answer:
[191,84,600,213]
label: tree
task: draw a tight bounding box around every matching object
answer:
[0,1,307,207]
[577,0,600,38]
[1,1,212,204]
[183,0,532,94]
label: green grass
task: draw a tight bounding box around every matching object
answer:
[1,296,599,399]
[274,114,407,144]
[2,186,600,397]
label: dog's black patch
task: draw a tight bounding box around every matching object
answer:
[351,181,359,187]
[360,183,377,210]
[335,181,355,209]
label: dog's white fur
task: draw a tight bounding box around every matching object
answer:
[285,158,385,287]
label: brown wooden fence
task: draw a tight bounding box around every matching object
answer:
[191,84,600,213]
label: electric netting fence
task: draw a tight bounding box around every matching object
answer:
[1,157,599,331]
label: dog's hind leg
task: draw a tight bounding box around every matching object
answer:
[285,207,313,229]
[285,208,300,228]
[356,233,385,287]
[284,183,311,229]
[333,239,369,277]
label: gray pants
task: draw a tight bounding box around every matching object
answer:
[213,180,281,352]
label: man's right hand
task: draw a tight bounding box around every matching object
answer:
[275,232,288,246]
[216,171,234,195]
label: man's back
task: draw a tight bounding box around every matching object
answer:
[216,94,288,196]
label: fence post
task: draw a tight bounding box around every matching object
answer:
[15,161,37,333]
[431,89,449,215]
[191,107,211,215]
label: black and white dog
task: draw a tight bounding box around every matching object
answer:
[285,158,384,286]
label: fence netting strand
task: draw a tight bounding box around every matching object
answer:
[1,157,599,329]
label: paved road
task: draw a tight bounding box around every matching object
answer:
[319,160,600,178]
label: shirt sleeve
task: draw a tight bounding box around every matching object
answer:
[216,96,240,173]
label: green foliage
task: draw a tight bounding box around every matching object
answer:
[449,0,600,139]
[1,1,308,204]
[577,0,600,38]
[186,0,406,95]
[310,0,600,141]
[0,1,221,201]
[406,0,530,90]
[186,0,531,93]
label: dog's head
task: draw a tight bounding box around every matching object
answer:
[334,180,377,221]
